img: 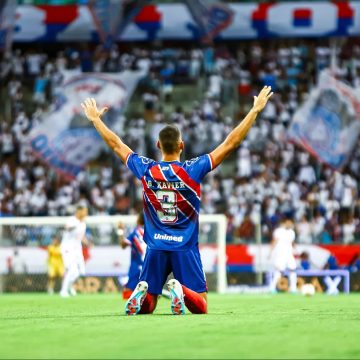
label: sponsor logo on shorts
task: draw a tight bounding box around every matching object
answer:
[154,233,183,242]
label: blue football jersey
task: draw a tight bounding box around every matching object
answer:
[127,225,146,264]
[126,152,214,251]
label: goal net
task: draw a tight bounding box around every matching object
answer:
[0,214,227,294]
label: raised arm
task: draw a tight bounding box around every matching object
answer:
[210,86,273,168]
[81,98,133,163]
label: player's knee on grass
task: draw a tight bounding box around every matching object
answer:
[139,293,158,314]
[182,286,207,314]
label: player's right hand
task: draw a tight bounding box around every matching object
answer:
[81,98,108,122]
[253,86,273,113]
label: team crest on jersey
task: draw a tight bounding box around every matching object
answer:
[140,156,152,164]
[185,157,200,167]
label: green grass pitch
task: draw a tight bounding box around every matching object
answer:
[1,293,360,359]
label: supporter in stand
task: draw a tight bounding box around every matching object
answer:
[0,41,359,245]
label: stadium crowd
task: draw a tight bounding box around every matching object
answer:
[0,40,360,244]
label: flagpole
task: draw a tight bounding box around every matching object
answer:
[330,38,337,75]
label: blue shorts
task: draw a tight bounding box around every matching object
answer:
[126,262,143,291]
[139,245,207,295]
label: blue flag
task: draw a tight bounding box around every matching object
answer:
[184,0,234,43]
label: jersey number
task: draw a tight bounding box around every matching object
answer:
[156,190,178,223]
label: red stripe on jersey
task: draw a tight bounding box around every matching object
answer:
[141,177,163,212]
[176,191,198,219]
[136,227,144,237]
[169,164,200,198]
[149,165,164,181]
[133,234,144,255]
[142,193,152,218]
[154,165,198,219]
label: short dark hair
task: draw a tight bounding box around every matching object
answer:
[76,205,87,211]
[158,125,181,154]
[280,217,293,225]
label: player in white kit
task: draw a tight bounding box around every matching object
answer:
[60,206,88,298]
[269,218,297,293]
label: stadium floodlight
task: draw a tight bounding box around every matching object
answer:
[0,214,228,294]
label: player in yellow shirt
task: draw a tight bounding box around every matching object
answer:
[47,237,64,294]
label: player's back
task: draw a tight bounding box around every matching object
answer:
[126,152,214,251]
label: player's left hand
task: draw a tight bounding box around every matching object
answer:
[81,98,108,122]
[253,86,273,113]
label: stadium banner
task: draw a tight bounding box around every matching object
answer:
[288,71,360,170]
[1,274,122,293]
[3,272,360,293]
[2,244,360,275]
[27,68,148,178]
[12,1,360,42]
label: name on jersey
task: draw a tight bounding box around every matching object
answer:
[146,180,186,190]
[154,233,184,242]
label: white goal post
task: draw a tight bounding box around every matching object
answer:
[0,214,228,293]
